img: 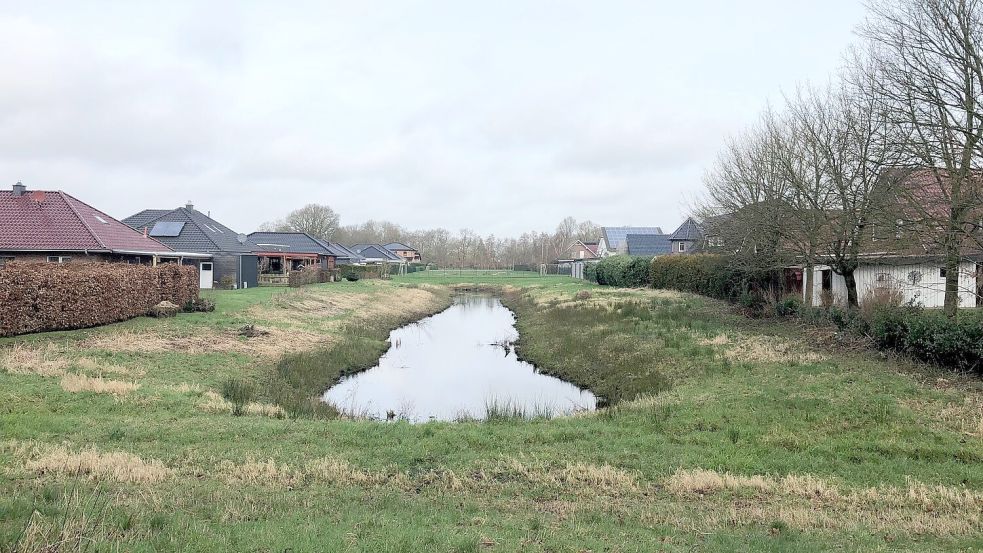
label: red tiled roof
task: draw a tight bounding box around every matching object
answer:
[0,190,173,253]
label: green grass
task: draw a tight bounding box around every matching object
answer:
[1,272,981,551]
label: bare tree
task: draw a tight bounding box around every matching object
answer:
[860,0,983,317]
[263,204,340,240]
[701,113,791,273]
[785,79,897,308]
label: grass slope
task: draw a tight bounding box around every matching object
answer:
[0,274,981,552]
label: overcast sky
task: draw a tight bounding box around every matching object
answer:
[0,1,867,236]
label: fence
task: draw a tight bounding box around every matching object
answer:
[0,262,199,337]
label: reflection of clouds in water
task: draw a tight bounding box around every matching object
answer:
[323,295,596,421]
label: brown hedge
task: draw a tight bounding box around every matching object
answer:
[288,268,335,287]
[0,262,199,337]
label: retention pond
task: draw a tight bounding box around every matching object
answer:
[322,295,596,421]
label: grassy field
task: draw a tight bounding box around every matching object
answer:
[1,273,982,551]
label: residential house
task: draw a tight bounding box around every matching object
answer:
[247,231,338,286]
[566,240,600,260]
[384,242,422,263]
[667,217,704,255]
[0,182,200,268]
[351,244,404,265]
[321,242,363,265]
[625,234,671,257]
[597,227,664,257]
[124,202,257,289]
[805,169,982,308]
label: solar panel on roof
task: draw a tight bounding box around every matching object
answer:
[149,221,186,237]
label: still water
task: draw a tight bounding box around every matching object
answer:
[322,295,597,421]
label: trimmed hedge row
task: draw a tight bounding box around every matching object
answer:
[0,262,199,337]
[288,268,335,287]
[591,256,652,287]
[342,265,385,279]
[648,254,743,299]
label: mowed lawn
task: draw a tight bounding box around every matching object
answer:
[0,273,981,552]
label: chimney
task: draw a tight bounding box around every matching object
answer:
[143,226,148,237]
[185,201,194,210]
[12,181,25,197]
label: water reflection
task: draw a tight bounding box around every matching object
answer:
[322,295,597,421]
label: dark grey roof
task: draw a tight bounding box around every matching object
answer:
[625,234,671,256]
[247,232,331,254]
[122,207,252,254]
[309,237,362,261]
[125,209,171,230]
[351,244,402,261]
[384,242,416,251]
[669,217,704,241]
[602,226,664,251]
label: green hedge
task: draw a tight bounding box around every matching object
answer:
[585,262,598,283]
[593,256,652,287]
[648,254,749,301]
[866,305,983,374]
[341,265,385,279]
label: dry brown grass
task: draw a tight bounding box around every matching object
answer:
[198,390,285,418]
[169,381,201,394]
[666,468,983,511]
[8,488,122,553]
[215,455,637,496]
[1,343,70,377]
[904,394,983,438]
[700,333,827,364]
[477,458,639,495]
[662,468,983,535]
[84,325,327,359]
[72,356,142,377]
[218,457,409,489]
[347,287,446,324]
[533,287,683,311]
[59,373,140,396]
[23,444,171,484]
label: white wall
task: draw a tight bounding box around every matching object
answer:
[805,262,980,308]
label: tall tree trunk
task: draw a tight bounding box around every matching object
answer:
[943,177,965,320]
[843,268,859,308]
[943,237,961,319]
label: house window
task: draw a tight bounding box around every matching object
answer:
[939,267,948,278]
[678,242,686,253]
[876,273,890,283]
[0,256,13,267]
[708,236,723,248]
[47,256,71,263]
[821,269,832,292]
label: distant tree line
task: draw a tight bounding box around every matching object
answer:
[699,0,983,319]
[260,206,600,270]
